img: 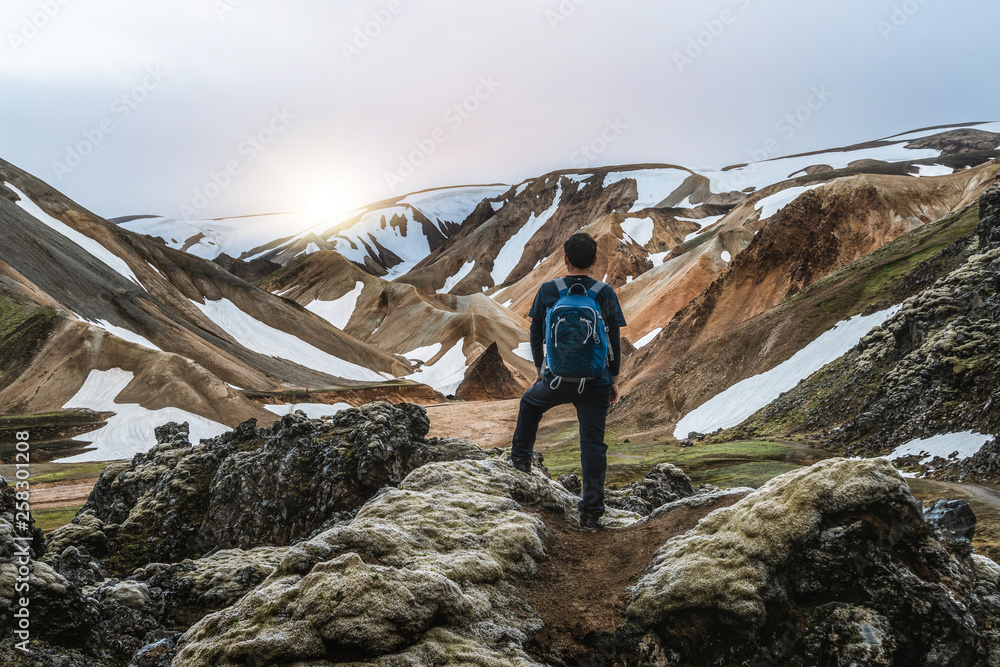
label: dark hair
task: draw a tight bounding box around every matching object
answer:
[564,233,597,269]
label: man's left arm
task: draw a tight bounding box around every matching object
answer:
[608,325,622,405]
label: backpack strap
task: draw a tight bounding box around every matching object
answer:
[553,277,569,296]
[587,281,608,298]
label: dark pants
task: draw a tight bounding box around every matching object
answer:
[511,379,612,516]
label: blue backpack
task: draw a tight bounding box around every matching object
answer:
[543,278,612,392]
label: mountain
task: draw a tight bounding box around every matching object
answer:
[257,250,534,396]
[722,183,1000,478]
[5,121,1000,463]
[0,159,413,461]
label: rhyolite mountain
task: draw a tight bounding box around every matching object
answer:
[2,121,1000,464]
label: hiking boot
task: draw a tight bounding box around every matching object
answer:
[580,513,603,533]
[511,460,531,474]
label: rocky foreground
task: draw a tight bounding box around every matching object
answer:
[2,403,1000,665]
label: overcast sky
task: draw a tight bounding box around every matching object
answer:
[1,0,996,221]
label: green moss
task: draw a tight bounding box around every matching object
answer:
[0,293,57,392]
[688,462,801,489]
[544,438,799,488]
[24,462,111,484]
[32,505,84,533]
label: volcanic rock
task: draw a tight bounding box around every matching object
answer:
[625,458,1000,665]
[44,403,486,574]
[606,463,695,515]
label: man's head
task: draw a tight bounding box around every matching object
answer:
[563,233,598,270]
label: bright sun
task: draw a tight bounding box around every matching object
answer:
[300,189,348,219]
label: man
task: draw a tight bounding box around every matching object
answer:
[510,232,626,532]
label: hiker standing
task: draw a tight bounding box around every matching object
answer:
[510,233,626,532]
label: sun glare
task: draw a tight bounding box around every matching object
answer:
[300,189,348,220]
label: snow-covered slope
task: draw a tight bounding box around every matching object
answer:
[116,212,315,260]
[243,185,511,274]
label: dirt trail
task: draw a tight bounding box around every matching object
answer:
[519,493,746,665]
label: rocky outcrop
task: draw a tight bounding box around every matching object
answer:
[605,462,695,515]
[211,252,281,283]
[171,457,639,666]
[455,341,528,400]
[45,403,486,574]
[624,458,1000,665]
[13,416,1000,666]
[0,477,169,665]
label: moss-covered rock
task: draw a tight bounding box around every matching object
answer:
[131,546,283,628]
[49,403,487,574]
[173,457,639,666]
[626,457,1000,664]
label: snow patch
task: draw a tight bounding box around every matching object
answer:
[408,338,468,396]
[90,319,161,351]
[306,281,365,330]
[912,164,955,177]
[603,168,690,213]
[399,185,509,228]
[755,184,825,220]
[57,368,229,462]
[673,306,901,438]
[649,251,671,267]
[721,251,732,263]
[491,183,563,285]
[122,213,316,261]
[621,217,655,246]
[192,297,384,381]
[10,184,140,285]
[634,328,662,349]
[438,261,476,294]
[887,431,993,465]
[693,143,942,194]
[327,206,430,279]
[405,342,443,363]
[263,402,351,420]
[513,342,534,362]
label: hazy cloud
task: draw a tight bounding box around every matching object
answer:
[0,0,996,219]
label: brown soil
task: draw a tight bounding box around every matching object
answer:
[519,492,746,665]
[424,399,578,450]
[29,477,99,509]
[246,382,445,409]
